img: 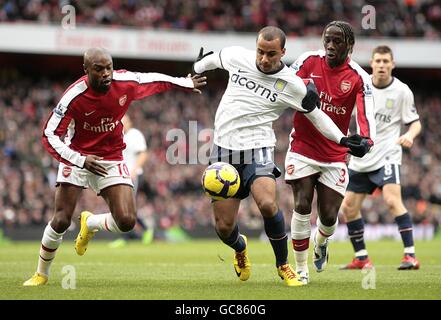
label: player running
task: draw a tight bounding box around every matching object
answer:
[193,26,366,287]
[340,45,422,270]
[23,48,206,286]
[286,21,376,284]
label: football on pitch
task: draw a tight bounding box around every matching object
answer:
[201,162,240,200]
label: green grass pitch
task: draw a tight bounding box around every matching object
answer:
[1,239,440,300]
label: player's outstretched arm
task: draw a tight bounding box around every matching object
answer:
[304,108,346,144]
[300,81,372,157]
[300,81,345,144]
[126,70,206,100]
[192,47,222,74]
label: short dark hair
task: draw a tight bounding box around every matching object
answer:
[323,21,355,53]
[257,26,286,49]
[372,45,394,60]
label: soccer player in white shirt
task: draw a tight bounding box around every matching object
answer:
[193,26,364,286]
[341,45,422,270]
[122,114,148,189]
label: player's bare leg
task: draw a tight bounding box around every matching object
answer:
[252,177,303,286]
[289,175,318,284]
[24,184,82,286]
[101,184,137,232]
[213,198,241,240]
[213,199,250,280]
[340,191,373,269]
[75,185,136,256]
[313,182,342,272]
[383,184,420,270]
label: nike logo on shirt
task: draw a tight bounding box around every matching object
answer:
[85,110,96,116]
[310,73,322,78]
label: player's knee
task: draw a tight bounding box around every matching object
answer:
[294,200,312,215]
[215,219,235,238]
[383,195,400,211]
[256,199,277,217]
[115,214,136,232]
[319,213,337,226]
[341,200,357,219]
[51,214,71,233]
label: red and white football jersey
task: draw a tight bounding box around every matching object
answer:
[42,70,194,168]
[289,50,375,163]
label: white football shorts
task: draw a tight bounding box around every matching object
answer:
[285,152,349,196]
[56,160,134,195]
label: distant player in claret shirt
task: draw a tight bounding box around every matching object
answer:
[23,48,206,286]
[193,26,362,287]
[286,21,376,284]
[340,45,422,271]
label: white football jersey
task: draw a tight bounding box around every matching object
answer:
[123,128,147,175]
[211,46,308,150]
[349,77,419,172]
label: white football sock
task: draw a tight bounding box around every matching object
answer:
[37,223,65,276]
[87,213,122,233]
[291,210,311,240]
[404,246,415,255]
[355,249,368,258]
[315,217,338,247]
[294,250,309,273]
[291,211,311,272]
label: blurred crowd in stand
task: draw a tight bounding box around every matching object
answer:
[0,70,440,237]
[1,0,440,38]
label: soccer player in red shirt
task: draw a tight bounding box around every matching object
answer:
[285,21,376,284]
[23,48,206,286]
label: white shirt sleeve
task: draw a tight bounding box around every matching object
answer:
[43,112,86,168]
[279,76,308,112]
[193,52,223,73]
[402,86,420,125]
[131,129,147,153]
[194,46,248,74]
[113,70,194,89]
[304,108,345,144]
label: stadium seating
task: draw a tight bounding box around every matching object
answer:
[0,0,440,38]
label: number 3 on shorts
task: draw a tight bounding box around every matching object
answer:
[338,168,346,184]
